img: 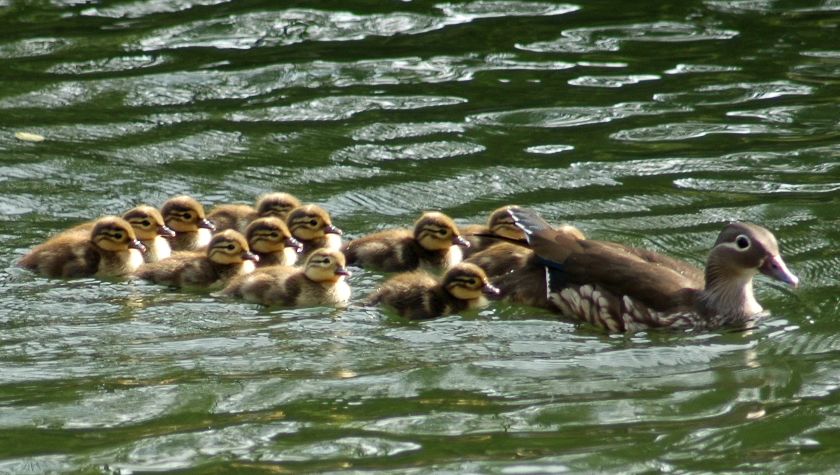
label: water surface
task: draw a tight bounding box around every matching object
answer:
[1,0,839,472]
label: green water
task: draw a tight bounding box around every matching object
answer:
[1,0,839,472]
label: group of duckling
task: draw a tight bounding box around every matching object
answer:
[17,192,800,333]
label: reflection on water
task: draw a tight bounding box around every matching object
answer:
[1,0,839,472]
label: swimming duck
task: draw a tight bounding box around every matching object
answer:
[161,195,215,251]
[366,262,500,320]
[221,248,351,308]
[245,217,302,267]
[506,207,799,332]
[135,229,258,290]
[285,204,343,260]
[207,192,302,233]
[18,216,146,278]
[342,211,469,273]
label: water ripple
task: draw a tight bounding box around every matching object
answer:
[568,74,660,88]
[468,101,690,128]
[611,122,782,141]
[517,21,738,53]
[228,95,467,122]
[654,81,814,106]
[331,141,485,165]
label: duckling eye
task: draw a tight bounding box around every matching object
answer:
[309,219,318,226]
[736,235,751,250]
[437,229,448,236]
[182,213,192,220]
[141,220,151,227]
[226,244,236,251]
[113,232,123,240]
[269,232,279,238]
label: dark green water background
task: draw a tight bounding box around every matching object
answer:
[1,0,839,473]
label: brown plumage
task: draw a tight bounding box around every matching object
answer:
[366,262,500,320]
[18,216,146,278]
[507,207,799,332]
[207,192,302,233]
[244,217,302,267]
[222,248,351,308]
[52,205,175,263]
[161,195,215,251]
[135,230,258,290]
[285,204,343,260]
[342,211,470,273]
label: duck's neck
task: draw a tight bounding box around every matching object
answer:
[699,259,762,325]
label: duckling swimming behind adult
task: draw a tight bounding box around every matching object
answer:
[221,248,351,308]
[161,195,215,251]
[207,192,302,233]
[135,230,258,290]
[18,216,146,278]
[366,262,500,320]
[343,211,469,273]
[245,217,302,267]
[285,204,343,260]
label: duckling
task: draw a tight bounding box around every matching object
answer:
[135,230,258,290]
[461,206,585,258]
[343,211,469,273]
[245,217,302,267]
[506,207,800,332]
[366,262,500,320]
[285,204,343,260]
[208,192,302,233]
[161,195,215,251]
[18,216,146,278]
[57,205,175,263]
[222,248,351,308]
[463,242,534,279]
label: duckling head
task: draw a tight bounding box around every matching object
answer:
[304,249,351,283]
[245,217,303,254]
[91,216,146,253]
[286,204,342,242]
[255,192,302,221]
[122,205,176,241]
[161,195,216,234]
[488,206,526,241]
[442,262,500,301]
[207,230,259,265]
[414,211,470,251]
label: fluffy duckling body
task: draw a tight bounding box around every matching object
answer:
[58,205,175,263]
[285,204,343,260]
[18,216,146,278]
[507,208,799,332]
[343,212,469,273]
[464,242,534,279]
[461,206,585,258]
[366,262,500,320]
[161,195,215,251]
[208,192,302,233]
[136,230,258,290]
[245,217,302,267]
[222,249,351,308]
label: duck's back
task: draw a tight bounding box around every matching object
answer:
[344,230,416,271]
[19,235,100,278]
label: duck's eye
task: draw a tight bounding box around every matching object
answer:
[437,229,448,236]
[309,219,318,226]
[141,220,151,227]
[113,233,123,240]
[736,235,751,250]
[226,244,236,251]
[269,232,279,238]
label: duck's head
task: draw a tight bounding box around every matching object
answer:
[161,195,216,234]
[91,216,146,253]
[709,222,799,288]
[414,211,469,251]
[255,192,302,221]
[487,206,527,241]
[245,217,303,254]
[122,205,175,241]
[304,249,350,283]
[207,230,259,265]
[443,262,500,301]
[286,205,342,241]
